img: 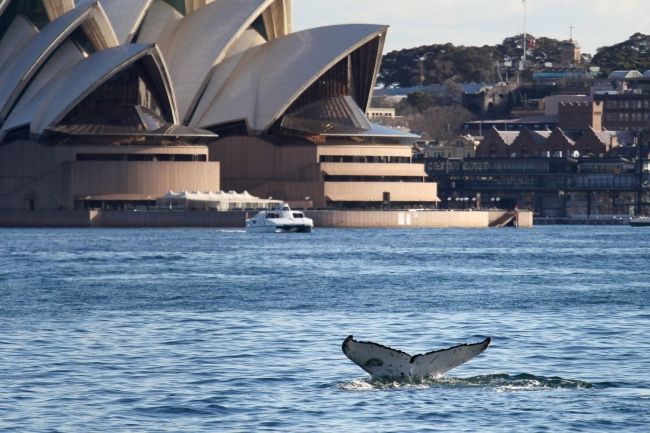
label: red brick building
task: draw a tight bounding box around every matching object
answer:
[594,93,650,132]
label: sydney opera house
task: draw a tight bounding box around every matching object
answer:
[0,0,437,211]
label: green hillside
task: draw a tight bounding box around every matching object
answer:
[379,33,650,87]
[590,33,650,75]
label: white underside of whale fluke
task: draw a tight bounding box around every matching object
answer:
[342,335,491,380]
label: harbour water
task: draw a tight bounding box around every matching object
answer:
[1,226,649,432]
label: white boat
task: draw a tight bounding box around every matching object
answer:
[630,216,650,227]
[246,203,313,233]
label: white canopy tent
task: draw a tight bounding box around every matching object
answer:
[157,190,283,211]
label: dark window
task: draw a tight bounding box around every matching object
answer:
[69,27,96,55]
[208,120,248,137]
[319,155,410,163]
[76,153,206,162]
[1,125,30,144]
[77,153,124,161]
[61,62,170,128]
[250,15,268,41]
[127,154,151,161]
[324,175,424,182]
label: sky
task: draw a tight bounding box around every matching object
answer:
[293,0,650,55]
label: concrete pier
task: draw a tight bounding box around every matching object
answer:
[0,209,532,228]
[308,210,532,228]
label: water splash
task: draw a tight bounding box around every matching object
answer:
[337,378,432,391]
[338,373,595,392]
[460,373,594,391]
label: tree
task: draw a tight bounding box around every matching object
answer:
[405,92,437,111]
[396,104,475,142]
[379,43,500,87]
[591,33,650,75]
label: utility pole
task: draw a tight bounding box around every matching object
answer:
[639,135,650,216]
[521,0,527,71]
[636,133,644,216]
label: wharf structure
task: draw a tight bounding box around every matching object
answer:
[437,83,650,219]
[0,208,533,228]
[426,128,650,218]
[0,0,437,213]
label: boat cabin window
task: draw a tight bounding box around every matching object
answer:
[292,212,304,218]
[266,213,279,218]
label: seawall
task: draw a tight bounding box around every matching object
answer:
[534,216,629,225]
[0,210,532,228]
[309,210,532,228]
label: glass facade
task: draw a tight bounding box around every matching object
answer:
[320,155,410,164]
[61,63,169,128]
[76,153,207,162]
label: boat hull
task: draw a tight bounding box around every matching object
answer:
[276,225,312,233]
[630,218,650,227]
[246,224,313,233]
[245,204,314,233]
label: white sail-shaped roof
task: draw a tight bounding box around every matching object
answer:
[0,0,400,146]
[1,44,158,136]
[0,15,38,74]
[65,0,153,44]
[4,41,85,130]
[135,0,183,51]
[23,44,173,134]
[0,1,118,120]
[136,0,239,16]
[189,29,266,126]
[0,46,83,135]
[163,0,281,122]
[96,0,153,44]
[191,24,386,133]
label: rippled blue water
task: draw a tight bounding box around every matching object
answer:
[1,226,649,432]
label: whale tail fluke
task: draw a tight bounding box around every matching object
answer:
[342,335,491,380]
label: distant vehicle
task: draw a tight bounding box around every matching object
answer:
[245,203,313,233]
